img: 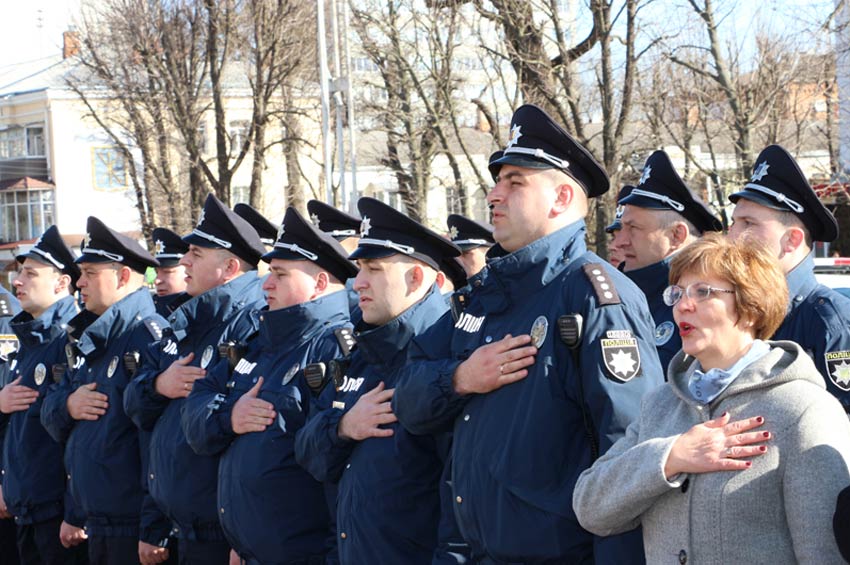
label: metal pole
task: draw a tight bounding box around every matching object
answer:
[341,0,358,211]
[316,0,333,203]
[330,0,347,209]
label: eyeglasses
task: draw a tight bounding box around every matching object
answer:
[663,282,735,306]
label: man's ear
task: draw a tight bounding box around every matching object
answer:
[669,222,691,250]
[315,271,329,293]
[781,227,805,255]
[406,263,425,294]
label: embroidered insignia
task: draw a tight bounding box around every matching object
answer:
[34,363,46,386]
[155,240,165,254]
[601,330,641,382]
[638,165,651,185]
[83,233,92,248]
[454,312,485,333]
[505,124,522,149]
[309,213,320,227]
[197,209,205,227]
[751,161,770,182]
[449,226,459,240]
[107,356,119,378]
[282,363,300,387]
[234,358,257,375]
[655,321,675,346]
[530,316,548,348]
[0,334,18,361]
[201,345,215,369]
[360,216,372,237]
[163,340,178,355]
[826,350,850,391]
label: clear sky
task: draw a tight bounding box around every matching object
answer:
[0,0,82,71]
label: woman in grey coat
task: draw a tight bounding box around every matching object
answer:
[573,234,850,564]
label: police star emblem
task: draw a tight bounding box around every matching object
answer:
[530,316,548,348]
[0,334,18,361]
[34,363,47,386]
[277,223,286,241]
[751,161,770,182]
[826,351,850,391]
[83,232,92,249]
[155,240,165,255]
[201,345,215,369]
[506,124,522,149]
[601,330,641,382]
[638,165,652,186]
[309,213,321,227]
[197,209,206,227]
[107,356,119,378]
[449,226,459,241]
[360,216,372,237]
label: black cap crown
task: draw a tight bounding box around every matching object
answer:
[440,256,469,289]
[151,228,189,268]
[447,214,494,251]
[17,225,81,285]
[234,203,278,247]
[488,104,610,197]
[183,194,266,267]
[729,145,838,242]
[605,185,635,233]
[263,207,358,282]
[307,200,361,241]
[349,197,461,269]
[620,151,722,234]
[77,217,159,274]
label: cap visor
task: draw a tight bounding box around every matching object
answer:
[728,190,788,211]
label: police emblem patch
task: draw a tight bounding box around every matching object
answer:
[282,363,300,387]
[601,330,641,382]
[530,316,548,348]
[201,345,215,369]
[655,321,675,346]
[826,350,850,391]
[0,334,19,361]
[34,363,46,386]
[107,356,119,378]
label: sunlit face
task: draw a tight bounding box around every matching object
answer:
[76,262,122,315]
[672,271,753,370]
[353,256,419,326]
[458,247,488,277]
[487,165,561,253]
[619,206,675,271]
[154,265,187,297]
[262,259,321,311]
[179,245,230,296]
[607,229,626,267]
[727,199,786,259]
[13,258,66,318]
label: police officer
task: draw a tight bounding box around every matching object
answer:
[391,104,663,564]
[307,200,361,255]
[183,206,357,565]
[618,151,722,371]
[39,217,169,565]
[0,226,85,564]
[727,144,850,411]
[234,203,278,278]
[0,281,21,565]
[295,197,463,565]
[124,194,267,564]
[151,228,189,318]
[446,214,494,278]
[605,185,633,267]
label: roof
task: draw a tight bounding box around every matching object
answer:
[0,177,55,191]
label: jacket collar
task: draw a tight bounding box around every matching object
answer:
[355,284,447,368]
[624,255,672,307]
[258,289,350,351]
[69,287,156,356]
[168,272,263,341]
[10,295,79,347]
[785,253,818,313]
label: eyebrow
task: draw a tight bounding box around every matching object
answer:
[497,170,527,182]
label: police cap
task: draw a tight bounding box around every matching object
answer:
[447,214,494,251]
[605,185,634,234]
[488,104,610,197]
[183,194,266,267]
[151,227,189,267]
[620,150,722,234]
[728,144,838,242]
[307,200,361,241]
[77,217,159,274]
[440,256,468,289]
[234,203,278,247]
[349,197,461,270]
[16,225,81,286]
[262,207,358,282]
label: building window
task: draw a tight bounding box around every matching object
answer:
[0,126,46,159]
[229,121,250,156]
[0,189,54,242]
[92,147,128,191]
[26,127,45,157]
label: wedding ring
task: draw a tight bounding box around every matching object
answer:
[499,364,504,375]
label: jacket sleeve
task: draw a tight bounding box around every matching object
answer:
[431,435,471,565]
[39,365,77,444]
[137,428,172,545]
[180,356,237,456]
[392,313,469,436]
[295,399,357,484]
[784,396,850,563]
[124,340,171,431]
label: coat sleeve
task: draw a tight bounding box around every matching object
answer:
[295,398,357,484]
[392,312,469,436]
[180,356,237,456]
[783,396,850,564]
[138,428,171,546]
[124,340,171,431]
[39,365,77,444]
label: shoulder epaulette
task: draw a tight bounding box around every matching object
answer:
[143,318,164,340]
[582,263,621,306]
[334,327,356,356]
[0,297,13,317]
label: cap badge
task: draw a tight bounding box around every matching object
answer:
[83,233,92,248]
[197,209,206,227]
[751,161,770,182]
[638,165,652,186]
[506,124,523,149]
[154,240,165,254]
[309,213,320,227]
[449,226,459,240]
[360,216,372,237]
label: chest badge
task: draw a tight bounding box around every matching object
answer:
[34,363,46,386]
[655,321,675,346]
[107,356,119,378]
[201,345,214,369]
[282,363,300,387]
[530,316,548,348]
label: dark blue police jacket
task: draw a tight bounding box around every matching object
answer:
[624,256,678,374]
[776,254,850,412]
[153,291,190,319]
[1,295,78,526]
[295,285,454,565]
[40,287,169,540]
[392,221,663,564]
[124,272,265,542]
[183,289,351,564]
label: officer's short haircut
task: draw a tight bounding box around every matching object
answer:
[668,232,787,340]
[655,209,699,237]
[776,210,813,249]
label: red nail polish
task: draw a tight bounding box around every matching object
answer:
[745,461,752,467]
[721,411,728,418]
[762,432,770,438]
[759,446,767,452]
[756,417,764,423]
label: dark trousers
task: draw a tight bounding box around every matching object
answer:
[16,517,87,565]
[0,518,19,565]
[87,536,138,565]
[177,539,229,565]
